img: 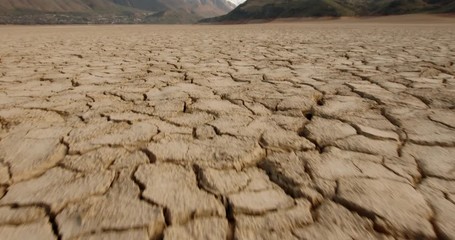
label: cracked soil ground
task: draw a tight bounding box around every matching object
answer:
[0,23,454,240]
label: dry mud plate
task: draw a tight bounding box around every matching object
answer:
[0,23,455,239]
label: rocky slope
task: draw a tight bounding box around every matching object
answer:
[227,0,247,5]
[113,0,235,18]
[0,0,235,24]
[202,0,455,22]
[0,0,129,14]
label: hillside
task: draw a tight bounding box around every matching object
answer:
[0,0,131,14]
[0,0,235,24]
[110,0,236,23]
[202,0,455,22]
[113,0,234,17]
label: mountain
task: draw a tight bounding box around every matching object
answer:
[0,0,235,24]
[0,0,130,14]
[226,0,247,5]
[113,0,235,19]
[202,0,455,22]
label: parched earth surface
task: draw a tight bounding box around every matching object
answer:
[0,23,454,240]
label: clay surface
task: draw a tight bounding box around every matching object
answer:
[0,23,454,239]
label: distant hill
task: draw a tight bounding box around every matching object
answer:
[0,0,130,14]
[112,0,235,18]
[202,0,455,22]
[0,0,235,24]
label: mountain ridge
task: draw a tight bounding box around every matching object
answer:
[201,0,455,23]
[0,0,236,24]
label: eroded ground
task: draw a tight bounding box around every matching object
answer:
[0,23,454,240]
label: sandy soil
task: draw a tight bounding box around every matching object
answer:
[0,22,454,239]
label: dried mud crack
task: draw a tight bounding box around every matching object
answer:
[0,23,455,239]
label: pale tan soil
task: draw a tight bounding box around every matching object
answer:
[0,22,454,239]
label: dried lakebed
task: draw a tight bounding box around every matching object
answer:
[0,23,454,240]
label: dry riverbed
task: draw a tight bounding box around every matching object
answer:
[0,22,454,239]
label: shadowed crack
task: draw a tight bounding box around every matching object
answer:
[140,148,157,164]
[225,201,236,240]
[427,204,448,240]
[130,164,170,228]
[333,195,394,237]
[192,164,236,240]
[3,203,62,240]
[428,116,455,130]
[1,23,454,240]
